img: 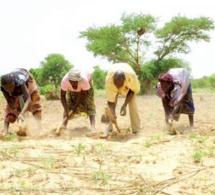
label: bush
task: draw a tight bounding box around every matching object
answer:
[45,89,60,100]
[39,84,55,95]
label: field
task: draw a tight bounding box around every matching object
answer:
[0,92,215,195]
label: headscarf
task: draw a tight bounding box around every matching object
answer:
[68,69,82,81]
[1,73,14,86]
[158,73,174,83]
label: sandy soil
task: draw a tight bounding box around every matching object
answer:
[0,93,215,195]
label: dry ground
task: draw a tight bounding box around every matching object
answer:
[0,93,215,195]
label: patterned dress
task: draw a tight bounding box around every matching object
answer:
[156,68,195,121]
[61,70,96,116]
[1,68,41,123]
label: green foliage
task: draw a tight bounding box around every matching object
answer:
[39,84,55,95]
[93,170,112,185]
[192,74,215,90]
[40,53,73,88]
[91,65,107,89]
[80,12,157,72]
[41,157,55,169]
[192,150,204,163]
[44,88,60,100]
[40,84,60,100]
[192,77,210,88]
[3,133,18,142]
[155,15,215,61]
[145,140,151,148]
[29,68,43,86]
[192,87,214,94]
[71,143,86,156]
[208,74,215,88]
[80,12,215,94]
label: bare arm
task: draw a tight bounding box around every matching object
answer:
[167,101,182,122]
[20,83,31,115]
[171,102,181,116]
[120,89,135,116]
[61,89,69,116]
[61,89,88,115]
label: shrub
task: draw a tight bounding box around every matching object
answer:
[45,89,60,100]
[39,84,55,95]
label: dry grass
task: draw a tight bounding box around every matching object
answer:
[0,93,215,194]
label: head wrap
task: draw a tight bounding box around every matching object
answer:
[1,73,14,86]
[158,73,174,83]
[68,69,82,81]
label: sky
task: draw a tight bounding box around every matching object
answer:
[0,0,215,79]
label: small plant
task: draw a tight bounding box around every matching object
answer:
[152,159,157,164]
[14,169,23,177]
[71,143,86,156]
[1,145,19,157]
[18,180,39,192]
[94,143,107,169]
[133,179,144,192]
[145,140,151,148]
[189,133,199,139]
[198,176,211,185]
[151,135,161,141]
[192,150,203,163]
[19,180,26,189]
[45,89,60,100]
[93,170,112,185]
[120,165,127,174]
[94,143,107,156]
[125,127,131,134]
[26,168,37,177]
[3,133,18,141]
[136,154,143,161]
[41,157,55,169]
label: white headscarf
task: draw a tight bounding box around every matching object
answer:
[68,69,82,81]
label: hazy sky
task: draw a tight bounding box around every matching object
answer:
[0,0,215,78]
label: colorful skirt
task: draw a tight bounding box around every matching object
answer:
[4,72,41,123]
[173,85,195,121]
[66,81,96,116]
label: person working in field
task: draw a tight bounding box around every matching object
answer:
[0,68,43,136]
[156,68,195,134]
[60,68,96,136]
[104,63,141,136]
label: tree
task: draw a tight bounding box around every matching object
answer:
[79,13,214,93]
[192,76,210,88]
[29,68,43,86]
[40,54,73,88]
[91,65,107,89]
[154,15,215,62]
[208,74,215,88]
[80,13,157,75]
